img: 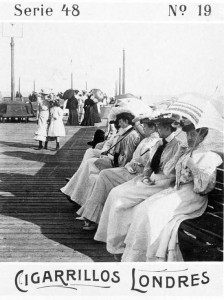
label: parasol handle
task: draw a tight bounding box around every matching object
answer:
[140,148,150,156]
[102,126,134,155]
[189,127,202,157]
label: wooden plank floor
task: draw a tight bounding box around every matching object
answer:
[0,111,115,262]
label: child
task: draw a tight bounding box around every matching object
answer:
[47,99,65,150]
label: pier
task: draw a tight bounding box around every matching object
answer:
[0,110,115,262]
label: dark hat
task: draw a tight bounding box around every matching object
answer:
[153,117,175,125]
[140,118,156,127]
[182,123,195,132]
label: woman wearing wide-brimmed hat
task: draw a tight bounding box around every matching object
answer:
[34,90,50,150]
[120,124,222,262]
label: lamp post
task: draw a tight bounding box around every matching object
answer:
[10,37,15,101]
[122,49,125,94]
[119,67,121,95]
[0,24,33,122]
[2,23,23,101]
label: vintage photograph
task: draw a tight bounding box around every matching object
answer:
[0,1,223,298]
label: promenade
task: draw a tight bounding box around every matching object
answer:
[0,108,115,262]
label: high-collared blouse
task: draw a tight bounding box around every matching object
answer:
[175,144,222,194]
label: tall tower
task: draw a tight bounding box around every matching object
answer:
[122,49,125,94]
[119,68,121,95]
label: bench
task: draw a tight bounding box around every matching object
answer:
[0,102,35,122]
[178,155,224,261]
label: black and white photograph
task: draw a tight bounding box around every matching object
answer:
[0,0,223,298]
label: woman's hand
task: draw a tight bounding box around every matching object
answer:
[126,164,136,174]
[186,157,196,170]
[142,177,155,185]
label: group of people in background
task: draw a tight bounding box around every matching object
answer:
[34,90,65,150]
[60,108,222,262]
[66,90,102,126]
[33,88,106,150]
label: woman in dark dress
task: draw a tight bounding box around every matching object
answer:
[66,91,79,126]
[81,95,95,126]
[92,102,101,123]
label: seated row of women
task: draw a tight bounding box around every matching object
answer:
[60,111,222,262]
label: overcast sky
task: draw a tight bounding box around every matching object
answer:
[0,22,224,100]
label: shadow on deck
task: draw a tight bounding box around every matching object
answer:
[0,114,114,262]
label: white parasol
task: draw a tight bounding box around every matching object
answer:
[117,98,152,118]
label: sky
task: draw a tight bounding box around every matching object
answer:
[0,22,224,102]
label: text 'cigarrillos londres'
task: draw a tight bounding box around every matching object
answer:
[15,267,210,293]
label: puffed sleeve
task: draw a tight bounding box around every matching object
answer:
[163,144,187,176]
[188,152,223,194]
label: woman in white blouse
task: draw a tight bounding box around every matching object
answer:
[121,124,222,262]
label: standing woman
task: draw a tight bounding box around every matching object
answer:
[34,91,50,150]
[81,94,95,126]
[66,90,79,126]
[47,99,66,150]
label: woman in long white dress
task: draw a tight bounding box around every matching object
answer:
[60,112,140,207]
[76,120,159,229]
[94,119,182,254]
[121,125,222,261]
[34,92,50,150]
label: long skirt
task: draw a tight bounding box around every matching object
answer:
[67,109,79,126]
[81,106,95,126]
[76,167,138,223]
[60,148,113,206]
[122,183,208,262]
[92,104,101,123]
[94,172,175,254]
[34,110,49,142]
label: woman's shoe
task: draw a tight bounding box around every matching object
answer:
[76,216,86,221]
[37,141,43,150]
[44,142,48,149]
[56,142,60,150]
[82,223,97,231]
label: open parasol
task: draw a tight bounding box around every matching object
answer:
[164,93,223,132]
[117,97,152,118]
[63,89,75,100]
[90,89,104,102]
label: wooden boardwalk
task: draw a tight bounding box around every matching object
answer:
[0,110,115,262]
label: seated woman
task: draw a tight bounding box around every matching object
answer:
[107,124,222,261]
[94,117,182,254]
[60,112,141,208]
[76,118,160,230]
